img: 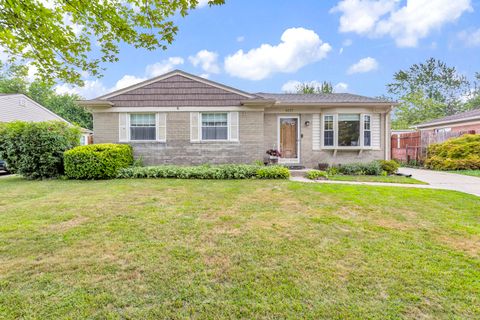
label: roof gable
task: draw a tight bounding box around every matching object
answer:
[98,70,255,100]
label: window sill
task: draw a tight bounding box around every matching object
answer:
[191,140,240,144]
[321,146,380,151]
[126,140,166,143]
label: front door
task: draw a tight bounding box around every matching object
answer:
[279,117,299,162]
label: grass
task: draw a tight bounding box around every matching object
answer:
[447,170,480,178]
[328,175,427,184]
[0,176,479,319]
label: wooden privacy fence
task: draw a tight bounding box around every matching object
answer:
[391,132,421,163]
[391,130,477,163]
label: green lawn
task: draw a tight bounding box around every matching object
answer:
[0,176,479,319]
[329,175,427,184]
[447,170,480,178]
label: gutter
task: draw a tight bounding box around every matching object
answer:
[415,115,480,129]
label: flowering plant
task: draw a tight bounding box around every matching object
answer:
[266,149,281,157]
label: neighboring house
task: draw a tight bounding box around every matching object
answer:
[79,70,396,167]
[415,108,480,139]
[0,93,92,145]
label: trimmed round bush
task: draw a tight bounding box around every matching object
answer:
[378,160,400,175]
[0,121,80,179]
[64,144,133,179]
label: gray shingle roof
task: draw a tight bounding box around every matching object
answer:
[255,93,393,104]
[417,108,480,127]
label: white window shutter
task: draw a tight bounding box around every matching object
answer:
[229,112,239,141]
[371,113,381,148]
[157,113,167,142]
[119,113,128,142]
[312,114,320,150]
[190,112,200,142]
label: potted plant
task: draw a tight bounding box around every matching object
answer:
[266,149,281,164]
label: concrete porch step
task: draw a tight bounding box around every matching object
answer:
[289,168,309,177]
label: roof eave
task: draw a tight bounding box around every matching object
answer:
[77,100,114,109]
[416,115,480,129]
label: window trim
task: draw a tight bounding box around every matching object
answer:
[321,113,375,150]
[199,112,230,141]
[363,114,371,147]
[127,113,158,142]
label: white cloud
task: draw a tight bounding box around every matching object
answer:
[458,28,480,47]
[225,27,332,80]
[347,57,378,74]
[55,57,183,99]
[113,75,146,90]
[197,0,210,8]
[281,80,303,93]
[145,57,184,77]
[331,0,472,47]
[188,50,220,74]
[55,79,108,98]
[334,82,349,92]
[236,36,245,42]
[199,73,210,79]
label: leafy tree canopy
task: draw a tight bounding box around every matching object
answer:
[296,81,334,94]
[0,62,92,129]
[0,0,224,86]
[387,58,475,129]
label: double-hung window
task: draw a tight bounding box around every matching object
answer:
[363,115,371,147]
[130,114,156,141]
[201,113,228,140]
[324,115,334,146]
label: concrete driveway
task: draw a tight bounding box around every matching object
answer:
[399,167,480,197]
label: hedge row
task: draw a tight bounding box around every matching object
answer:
[64,144,133,179]
[0,121,80,179]
[117,164,290,180]
[425,134,480,170]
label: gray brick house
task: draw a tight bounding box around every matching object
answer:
[80,70,396,168]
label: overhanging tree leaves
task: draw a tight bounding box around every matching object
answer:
[0,0,224,85]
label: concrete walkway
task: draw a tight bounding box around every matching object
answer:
[398,167,480,197]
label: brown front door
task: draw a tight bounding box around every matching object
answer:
[280,117,298,159]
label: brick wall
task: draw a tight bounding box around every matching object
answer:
[93,111,264,165]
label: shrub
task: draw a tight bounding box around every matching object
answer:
[378,160,400,175]
[117,164,290,180]
[256,166,290,179]
[327,166,340,176]
[425,134,480,170]
[337,161,383,176]
[305,170,328,180]
[64,144,133,179]
[0,121,80,179]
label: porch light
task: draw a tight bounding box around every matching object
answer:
[304,120,310,127]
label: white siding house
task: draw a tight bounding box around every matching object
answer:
[0,93,92,144]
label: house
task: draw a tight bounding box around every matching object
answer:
[0,93,92,145]
[79,70,396,168]
[415,108,480,139]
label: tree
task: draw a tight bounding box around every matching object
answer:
[0,0,224,86]
[464,72,480,110]
[387,58,471,129]
[0,63,92,129]
[296,81,334,94]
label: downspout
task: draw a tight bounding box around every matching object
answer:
[385,106,393,160]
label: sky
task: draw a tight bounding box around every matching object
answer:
[55,0,480,99]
